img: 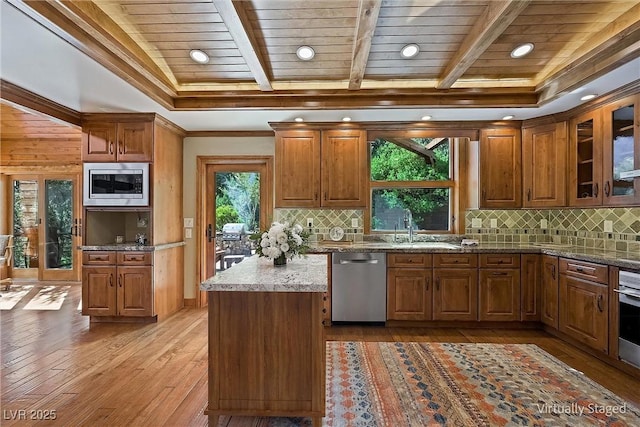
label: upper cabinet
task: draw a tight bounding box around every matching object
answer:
[82,119,153,162]
[275,128,367,208]
[569,94,640,207]
[602,95,640,205]
[522,122,567,207]
[479,128,522,208]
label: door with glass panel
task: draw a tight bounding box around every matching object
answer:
[12,175,81,280]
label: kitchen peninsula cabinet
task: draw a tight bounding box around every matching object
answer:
[274,127,367,208]
[433,254,478,321]
[82,116,153,162]
[479,254,520,321]
[479,128,522,208]
[522,122,567,207]
[559,258,609,353]
[82,251,152,318]
[387,253,432,320]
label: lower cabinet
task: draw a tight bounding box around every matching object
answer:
[479,254,521,321]
[387,254,432,320]
[82,251,153,318]
[541,255,559,328]
[558,258,609,353]
[433,254,478,321]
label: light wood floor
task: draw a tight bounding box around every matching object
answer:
[1,283,639,427]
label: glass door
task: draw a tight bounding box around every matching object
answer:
[11,175,81,281]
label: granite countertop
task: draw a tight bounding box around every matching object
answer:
[200,254,328,293]
[80,241,186,252]
[308,242,640,270]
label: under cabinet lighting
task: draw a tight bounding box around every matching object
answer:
[421,115,432,121]
[342,116,352,122]
[401,44,420,58]
[296,46,315,61]
[510,43,534,58]
[189,49,209,64]
[294,117,304,122]
[502,115,515,120]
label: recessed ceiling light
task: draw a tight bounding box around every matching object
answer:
[294,117,304,122]
[421,115,432,121]
[296,46,315,61]
[510,43,534,58]
[342,116,352,122]
[189,49,209,64]
[580,94,597,101]
[401,44,420,59]
[502,115,515,120]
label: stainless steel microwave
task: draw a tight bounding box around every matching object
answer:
[83,163,150,206]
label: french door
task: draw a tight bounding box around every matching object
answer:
[11,174,81,281]
[197,157,273,307]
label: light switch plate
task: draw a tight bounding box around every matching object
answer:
[185,228,192,239]
[540,219,548,229]
[184,218,194,228]
[490,218,498,228]
[604,220,613,232]
[351,218,358,227]
[471,218,482,228]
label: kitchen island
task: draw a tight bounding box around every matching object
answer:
[200,254,328,427]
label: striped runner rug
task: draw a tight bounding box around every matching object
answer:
[218,342,640,426]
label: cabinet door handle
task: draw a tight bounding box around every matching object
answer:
[435,277,440,291]
[527,188,531,201]
[324,191,327,201]
[118,274,123,287]
[109,141,114,155]
[482,189,486,201]
[551,265,556,280]
[425,278,429,291]
[109,274,113,287]
[597,294,604,312]
[593,182,599,197]
[604,181,611,197]
[118,141,123,155]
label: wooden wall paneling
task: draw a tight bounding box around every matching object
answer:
[153,246,185,320]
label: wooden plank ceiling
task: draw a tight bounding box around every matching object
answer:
[11,0,640,110]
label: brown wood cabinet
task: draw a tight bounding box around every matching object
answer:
[522,122,567,207]
[520,254,541,321]
[82,120,153,162]
[82,251,153,318]
[275,128,367,208]
[479,128,522,208]
[541,255,559,329]
[559,258,609,353]
[207,291,325,426]
[387,253,432,321]
[478,254,520,321]
[569,109,603,206]
[433,254,478,321]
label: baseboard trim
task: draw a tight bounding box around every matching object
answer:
[184,298,197,308]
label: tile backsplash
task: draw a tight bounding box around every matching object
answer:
[465,207,640,253]
[274,209,364,242]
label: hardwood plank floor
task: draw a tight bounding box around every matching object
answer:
[1,282,639,426]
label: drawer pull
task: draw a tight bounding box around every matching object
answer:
[129,256,144,261]
[491,272,508,276]
[93,256,107,261]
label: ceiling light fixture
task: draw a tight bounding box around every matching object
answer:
[401,43,420,59]
[502,115,515,120]
[294,117,304,122]
[342,116,352,122]
[421,115,432,121]
[189,49,209,64]
[296,46,315,61]
[510,43,534,58]
[580,94,597,101]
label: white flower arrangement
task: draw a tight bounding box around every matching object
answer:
[251,221,310,261]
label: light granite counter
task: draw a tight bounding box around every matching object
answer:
[200,254,328,293]
[308,242,640,270]
[80,241,186,252]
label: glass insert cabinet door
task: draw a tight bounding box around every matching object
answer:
[12,175,81,280]
[603,96,640,205]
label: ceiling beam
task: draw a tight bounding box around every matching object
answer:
[436,0,531,89]
[213,0,273,92]
[349,0,382,90]
[384,137,435,164]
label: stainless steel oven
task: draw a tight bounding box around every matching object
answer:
[616,270,640,369]
[83,162,149,206]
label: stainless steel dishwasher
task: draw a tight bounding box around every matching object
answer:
[331,252,386,323]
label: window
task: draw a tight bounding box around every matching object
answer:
[369,136,456,233]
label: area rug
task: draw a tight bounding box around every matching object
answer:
[218,342,640,426]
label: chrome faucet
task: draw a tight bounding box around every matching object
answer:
[403,209,414,243]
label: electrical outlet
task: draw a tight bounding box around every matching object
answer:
[307,218,313,227]
[604,220,613,233]
[184,218,194,228]
[137,218,148,228]
[540,219,548,229]
[351,218,358,228]
[490,218,498,228]
[185,228,192,239]
[471,218,482,228]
